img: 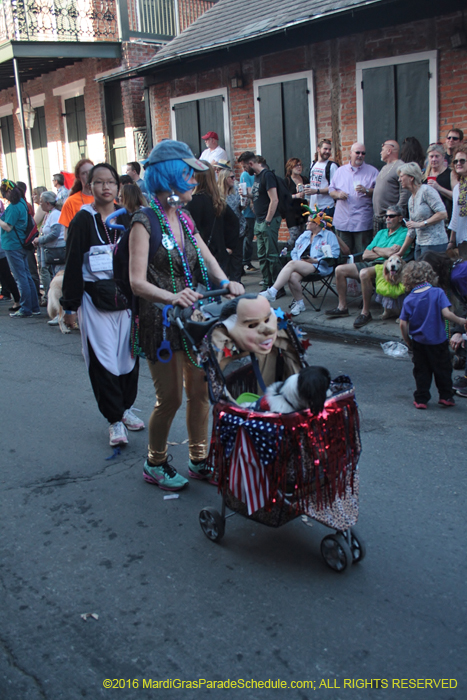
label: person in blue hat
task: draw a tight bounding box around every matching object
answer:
[129,140,244,491]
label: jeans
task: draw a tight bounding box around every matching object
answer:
[254,216,282,287]
[5,248,40,315]
[414,243,447,260]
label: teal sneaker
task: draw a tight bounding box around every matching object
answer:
[188,458,214,480]
[143,458,188,491]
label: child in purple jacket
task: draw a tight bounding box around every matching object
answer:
[400,261,467,409]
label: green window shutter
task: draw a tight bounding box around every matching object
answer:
[105,83,127,174]
[173,101,200,158]
[362,66,396,168]
[30,106,51,188]
[396,61,429,154]
[1,115,19,182]
[198,95,225,156]
[282,78,311,176]
[258,83,284,176]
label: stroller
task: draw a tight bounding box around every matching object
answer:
[170,292,365,573]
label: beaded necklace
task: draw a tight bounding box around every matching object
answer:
[92,204,117,246]
[412,282,432,292]
[149,196,211,366]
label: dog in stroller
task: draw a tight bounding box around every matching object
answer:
[172,292,366,572]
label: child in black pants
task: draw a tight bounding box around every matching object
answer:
[399,261,467,409]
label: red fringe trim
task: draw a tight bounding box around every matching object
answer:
[208,392,361,515]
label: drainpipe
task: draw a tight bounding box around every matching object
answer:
[13,58,34,206]
[174,0,180,35]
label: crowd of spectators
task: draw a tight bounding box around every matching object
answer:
[1,126,466,455]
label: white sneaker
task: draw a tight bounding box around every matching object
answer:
[290,300,306,316]
[259,288,277,301]
[122,408,145,431]
[109,421,128,446]
[47,316,59,326]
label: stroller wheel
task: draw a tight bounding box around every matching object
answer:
[320,534,352,573]
[349,527,366,563]
[199,507,225,542]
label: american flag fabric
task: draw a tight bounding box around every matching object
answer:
[229,427,269,515]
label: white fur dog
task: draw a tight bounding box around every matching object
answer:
[47,270,72,334]
[380,254,406,320]
[384,254,405,284]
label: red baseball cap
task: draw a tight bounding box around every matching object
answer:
[202,131,219,140]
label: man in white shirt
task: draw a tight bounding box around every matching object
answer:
[126,162,148,196]
[52,173,69,209]
[200,131,228,164]
[305,139,338,216]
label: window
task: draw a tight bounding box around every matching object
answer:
[30,106,51,188]
[170,89,230,159]
[0,114,19,182]
[105,83,127,175]
[64,95,87,165]
[254,71,316,178]
[356,51,437,168]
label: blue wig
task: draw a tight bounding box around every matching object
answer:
[144,160,194,196]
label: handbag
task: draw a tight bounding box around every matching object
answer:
[44,246,67,266]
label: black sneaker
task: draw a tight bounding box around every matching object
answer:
[276,288,286,300]
[245,264,258,272]
[325,307,349,317]
[353,312,372,329]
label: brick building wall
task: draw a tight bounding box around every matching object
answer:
[0,40,156,184]
[149,11,466,165]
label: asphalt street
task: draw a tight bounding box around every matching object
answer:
[0,307,465,700]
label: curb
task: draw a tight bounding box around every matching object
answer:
[296,320,400,347]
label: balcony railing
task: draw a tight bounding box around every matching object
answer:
[0,0,119,42]
[0,0,217,44]
[130,0,216,38]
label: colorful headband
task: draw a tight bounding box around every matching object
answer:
[1,179,15,192]
[301,203,333,229]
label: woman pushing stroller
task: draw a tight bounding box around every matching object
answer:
[128,140,244,492]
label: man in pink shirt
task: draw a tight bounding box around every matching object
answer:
[329,142,378,253]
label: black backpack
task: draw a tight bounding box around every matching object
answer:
[260,169,293,220]
[14,200,38,251]
[310,159,337,187]
[112,207,162,309]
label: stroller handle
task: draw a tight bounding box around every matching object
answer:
[105,207,127,231]
[199,288,230,299]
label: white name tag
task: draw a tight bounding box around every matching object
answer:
[89,250,113,272]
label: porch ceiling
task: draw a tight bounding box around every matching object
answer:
[0,41,121,91]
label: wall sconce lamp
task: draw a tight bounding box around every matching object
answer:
[15,96,36,130]
[230,75,244,89]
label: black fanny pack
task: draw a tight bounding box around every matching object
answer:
[84,280,129,311]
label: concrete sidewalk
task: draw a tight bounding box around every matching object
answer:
[241,266,403,346]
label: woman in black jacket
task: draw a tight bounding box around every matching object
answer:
[185,162,242,282]
[284,157,309,248]
[61,163,142,448]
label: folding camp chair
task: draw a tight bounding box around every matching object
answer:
[300,257,339,312]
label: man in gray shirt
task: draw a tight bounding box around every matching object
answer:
[372,140,409,235]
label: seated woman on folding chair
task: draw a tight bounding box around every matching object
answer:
[260,206,342,316]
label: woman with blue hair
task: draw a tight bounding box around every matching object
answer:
[129,140,244,491]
